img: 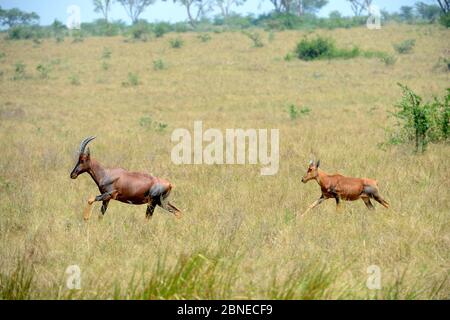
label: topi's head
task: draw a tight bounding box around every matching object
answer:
[301,159,320,183]
[70,136,96,179]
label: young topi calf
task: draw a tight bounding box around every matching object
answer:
[300,160,389,216]
[70,136,182,221]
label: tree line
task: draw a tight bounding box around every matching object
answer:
[0,0,449,37]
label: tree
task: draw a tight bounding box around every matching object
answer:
[294,0,328,15]
[216,0,246,18]
[0,6,39,28]
[436,0,449,13]
[415,2,441,21]
[93,0,113,23]
[346,0,372,16]
[399,6,415,21]
[268,0,328,15]
[172,0,212,27]
[117,0,155,24]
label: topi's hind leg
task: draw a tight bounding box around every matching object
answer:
[361,196,375,210]
[364,185,389,209]
[146,200,156,220]
[100,200,109,216]
[166,202,182,219]
[373,192,390,208]
[159,195,182,219]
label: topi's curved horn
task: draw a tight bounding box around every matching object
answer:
[79,136,96,154]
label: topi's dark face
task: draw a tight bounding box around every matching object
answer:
[301,160,320,183]
[70,153,90,179]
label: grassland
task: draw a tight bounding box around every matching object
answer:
[0,24,449,299]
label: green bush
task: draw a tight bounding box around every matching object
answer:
[288,104,311,120]
[169,37,184,48]
[294,36,392,62]
[153,22,171,38]
[36,63,51,79]
[242,31,264,48]
[7,25,43,40]
[295,36,337,60]
[153,59,166,70]
[393,39,416,54]
[71,30,84,43]
[198,33,211,42]
[139,116,168,132]
[284,52,295,61]
[380,54,397,66]
[386,84,449,153]
[129,22,150,41]
[122,72,140,87]
[55,35,64,43]
[101,61,110,71]
[439,13,450,28]
[69,74,80,86]
[13,62,27,80]
[102,47,112,59]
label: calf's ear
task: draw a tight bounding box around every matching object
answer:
[316,160,320,168]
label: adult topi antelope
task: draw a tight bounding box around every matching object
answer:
[70,136,182,221]
[300,160,389,216]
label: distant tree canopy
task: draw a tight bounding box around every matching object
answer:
[216,0,246,18]
[416,2,441,21]
[93,0,113,23]
[1,0,449,39]
[0,6,39,28]
[399,6,415,21]
[171,0,213,27]
[269,0,328,16]
[436,0,449,13]
[346,0,373,17]
[117,0,156,24]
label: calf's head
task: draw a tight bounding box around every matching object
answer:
[301,160,320,183]
[70,136,96,179]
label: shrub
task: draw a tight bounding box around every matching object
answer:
[295,36,336,60]
[380,54,397,66]
[393,39,416,54]
[243,31,264,48]
[294,36,392,62]
[439,12,450,28]
[122,72,140,87]
[139,116,168,132]
[55,35,64,43]
[71,30,84,43]
[36,63,51,79]
[288,104,311,120]
[386,84,449,153]
[284,52,295,61]
[129,22,150,41]
[153,22,171,38]
[198,33,211,42]
[13,62,27,80]
[101,61,110,71]
[102,47,112,59]
[69,74,80,85]
[7,26,37,40]
[169,38,184,48]
[153,59,166,70]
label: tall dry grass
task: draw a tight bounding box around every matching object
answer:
[0,24,449,299]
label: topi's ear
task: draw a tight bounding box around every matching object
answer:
[316,160,320,168]
[86,147,90,157]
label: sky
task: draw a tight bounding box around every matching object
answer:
[0,0,432,25]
